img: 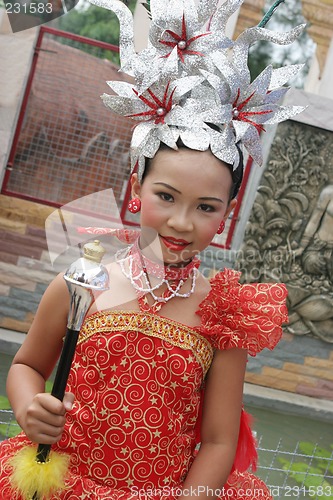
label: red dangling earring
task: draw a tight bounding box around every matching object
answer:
[128,198,141,213]
[217,220,225,234]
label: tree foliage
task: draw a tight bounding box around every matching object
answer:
[248,0,316,87]
[58,0,137,64]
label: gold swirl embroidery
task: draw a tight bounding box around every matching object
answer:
[79,311,213,375]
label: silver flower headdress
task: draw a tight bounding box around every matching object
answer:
[90,0,305,179]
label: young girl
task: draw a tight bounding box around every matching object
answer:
[0,0,304,498]
[0,142,287,500]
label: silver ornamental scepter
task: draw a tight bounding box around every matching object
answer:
[32,240,109,499]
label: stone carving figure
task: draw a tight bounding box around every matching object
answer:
[294,184,333,281]
[288,185,333,342]
[236,121,333,343]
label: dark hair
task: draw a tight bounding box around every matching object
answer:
[141,141,244,202]
[228,144,244,201]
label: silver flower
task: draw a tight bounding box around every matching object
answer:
[147,0,236,78]
[89,0,306,172]
[102,74,206,178]
[197,24,306,166]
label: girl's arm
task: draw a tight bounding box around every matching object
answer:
[178,347,248,500]
[6,273,72,444]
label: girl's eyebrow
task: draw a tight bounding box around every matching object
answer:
[198,196,224,204]
[153,182,181,194]
[153,182,224,203]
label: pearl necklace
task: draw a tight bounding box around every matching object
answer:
[116,239,200,313]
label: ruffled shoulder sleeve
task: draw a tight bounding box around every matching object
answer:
[196,268,288,356]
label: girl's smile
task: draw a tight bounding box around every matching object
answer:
[160,236,190,252]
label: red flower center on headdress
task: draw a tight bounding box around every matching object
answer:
[159,13,210,63]
[232,89,272,132]
[127,82,176,124]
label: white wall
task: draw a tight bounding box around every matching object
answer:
[0,9,37,183]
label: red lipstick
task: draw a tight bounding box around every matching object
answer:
[160,236,190,252]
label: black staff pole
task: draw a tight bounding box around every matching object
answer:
[31,240,109,499]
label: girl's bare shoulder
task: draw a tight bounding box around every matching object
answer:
[12,273,70,378]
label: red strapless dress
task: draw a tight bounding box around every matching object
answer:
[0,269,288,499]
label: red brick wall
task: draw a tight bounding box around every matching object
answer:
[0,194,56,332]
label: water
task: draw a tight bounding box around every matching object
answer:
[0,352,12,399]
[249,405,333,449]
[248,406,333,499]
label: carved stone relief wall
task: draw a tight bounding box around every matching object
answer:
[236,120,333,343]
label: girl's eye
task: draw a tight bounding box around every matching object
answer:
[158,192,174,202]
[199,204,215,212]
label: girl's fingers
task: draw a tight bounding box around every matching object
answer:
[63,392,75,411]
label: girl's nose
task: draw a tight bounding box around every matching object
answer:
[167,210,193,232]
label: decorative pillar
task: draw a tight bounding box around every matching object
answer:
[302,0,333,97]
[233,0,265,38]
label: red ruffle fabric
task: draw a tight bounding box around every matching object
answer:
[197,268,288,356]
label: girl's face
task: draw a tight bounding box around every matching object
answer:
[131,148,236,265]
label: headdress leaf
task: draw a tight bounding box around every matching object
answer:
[89,0,306,179]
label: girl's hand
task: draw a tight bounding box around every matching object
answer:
[20,392,74,444]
